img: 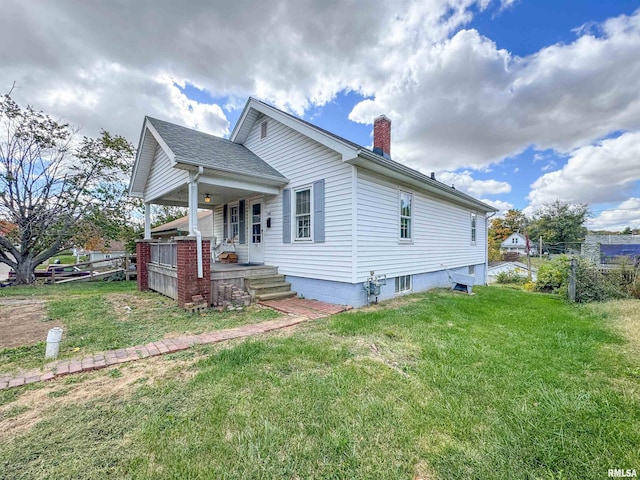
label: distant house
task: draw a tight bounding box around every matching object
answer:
[151,211,214,241]
[488,261,537,283]
[87,240,127,267]
[129,97,497,307]
[501,233,536,256]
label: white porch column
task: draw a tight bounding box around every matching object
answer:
[188,180,199,235]
[189,167,204,278]
[144,203,151,240]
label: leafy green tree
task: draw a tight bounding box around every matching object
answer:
[151,205,188,228]
[622,226,633,235]
[528,200,590,253]
[0,93,134,284]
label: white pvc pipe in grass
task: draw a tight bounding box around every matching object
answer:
[45,327,63,359]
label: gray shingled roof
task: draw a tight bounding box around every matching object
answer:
[147,117,287,180]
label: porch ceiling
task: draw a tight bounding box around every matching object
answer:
[149,181,276,209]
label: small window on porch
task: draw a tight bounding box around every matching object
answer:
[260,120,268,139]
[230,205,239,239]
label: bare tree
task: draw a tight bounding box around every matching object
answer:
[0,93,133,284]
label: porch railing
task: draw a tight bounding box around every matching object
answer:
[150,242,177,268]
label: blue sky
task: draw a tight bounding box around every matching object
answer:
[3,0,640,230]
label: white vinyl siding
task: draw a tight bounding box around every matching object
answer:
[144,144,188,202]
[356,169,486,282]
[244,118,353,282]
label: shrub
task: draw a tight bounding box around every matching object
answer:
[535,255,570,293]
[535,255,630,303]
[495,270,527,284]
[502,252,520,261]
[572,259,626,303]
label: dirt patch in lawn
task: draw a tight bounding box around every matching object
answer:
[106,292,179,322]
[0,353,199,442]
[106,293,156,321]
[0,299,60,349]
[590,299,640,358]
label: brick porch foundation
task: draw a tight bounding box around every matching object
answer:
[176,237,211,307]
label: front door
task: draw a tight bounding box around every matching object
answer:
[249,200,264,264]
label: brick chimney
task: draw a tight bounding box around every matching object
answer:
[373,114,391,159]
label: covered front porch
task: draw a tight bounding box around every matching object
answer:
[129,116,290,308]
[142,240,293,308]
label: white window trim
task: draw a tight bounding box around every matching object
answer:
[398,188,414,244]
[293,185,313,242]
[395,275,412,294]
[229,203,240,241]
[260,120,268,140]
[470,212,477,245]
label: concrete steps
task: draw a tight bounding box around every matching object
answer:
[245,274,296,302]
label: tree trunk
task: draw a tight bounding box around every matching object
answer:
[14,256,37,285]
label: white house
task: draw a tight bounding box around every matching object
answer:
[500,233,535,255]
[87,240,127,267]
[129,98,497,307]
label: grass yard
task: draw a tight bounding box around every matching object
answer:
[0,282,280,373]
[1,286,639,479]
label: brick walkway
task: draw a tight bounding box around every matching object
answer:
[259,297,351,318]
[0,315,309,391]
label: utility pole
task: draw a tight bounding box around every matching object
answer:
[539,236,543,260]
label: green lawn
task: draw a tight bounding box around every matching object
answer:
[0,282,280,373]
[1,286,638,479]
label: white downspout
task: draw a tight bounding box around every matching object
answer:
[189,166,204,278]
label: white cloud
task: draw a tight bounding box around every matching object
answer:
[438,170,511,197]
[1,0,639,225]
[1,0,485,142]
[527,131,640,208]
[587,198,640,231]
[540,161,557,172]
[480,198,513,215]
[349,8,640,171]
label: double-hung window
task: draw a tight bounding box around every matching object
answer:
[295,188,311,240]
[230,205,239,239]
[470,212,477,243]
[399,190,412,241]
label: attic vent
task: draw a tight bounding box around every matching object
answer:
[260,120,268,139]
